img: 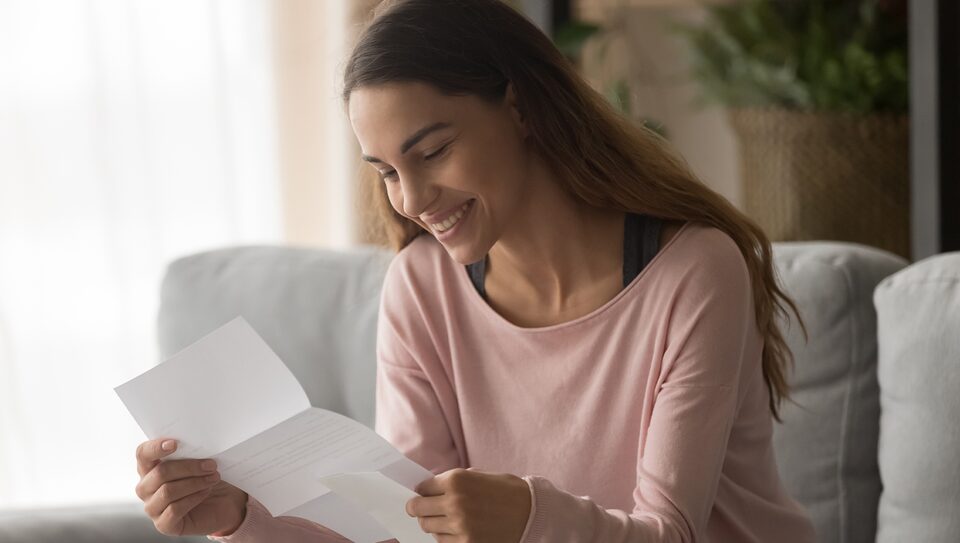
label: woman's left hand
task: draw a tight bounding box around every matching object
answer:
[405,467,532,543]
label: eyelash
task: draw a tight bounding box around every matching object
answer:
[381,143,450,182]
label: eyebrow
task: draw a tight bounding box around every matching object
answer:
[361,121,452,164]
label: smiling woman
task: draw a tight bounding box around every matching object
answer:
[349,81,544,268]
[137,1,817,542]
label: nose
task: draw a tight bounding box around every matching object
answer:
[398,174,437,219]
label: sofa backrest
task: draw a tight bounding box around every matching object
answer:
[158,244,393,428]
[771,242,907,543]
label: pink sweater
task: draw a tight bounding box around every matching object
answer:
[210,221,816,543]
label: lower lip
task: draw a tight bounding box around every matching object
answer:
[434,199,475,242]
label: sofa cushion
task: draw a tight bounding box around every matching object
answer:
[874,251,960,542]
[771,242,907,543]
[0,503,203,543]
[158,245,393,428]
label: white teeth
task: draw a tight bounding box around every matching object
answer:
[431,201,471,232]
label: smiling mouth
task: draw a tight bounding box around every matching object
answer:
[429,200,472,233]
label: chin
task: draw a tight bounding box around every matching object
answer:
[438,241,486,267]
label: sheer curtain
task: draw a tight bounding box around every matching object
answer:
[0,0,282,507]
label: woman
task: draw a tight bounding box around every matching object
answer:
[134,1,817,541]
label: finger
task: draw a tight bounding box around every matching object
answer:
[144,472,220,518]
[414,475,446,496]
[416,515,455,536]
[417,467,471,496]
[153,486,213,536]
[136,439,178,477]
[405,495,448,518]
[137,458,218,500]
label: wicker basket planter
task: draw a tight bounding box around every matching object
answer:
[728,107,910,259]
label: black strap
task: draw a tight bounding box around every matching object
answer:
[639,214,663,280]
[466,253,488,299]
[465,212,661,301]
[623,212,642,289]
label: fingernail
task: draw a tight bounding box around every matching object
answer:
[201,460,217,472]
[205,473,220,483]
[161,440,176,451]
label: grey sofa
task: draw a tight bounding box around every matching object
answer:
[1,241,957,543]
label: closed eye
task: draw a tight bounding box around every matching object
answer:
[424,143,451,160]
[380,143,451,182]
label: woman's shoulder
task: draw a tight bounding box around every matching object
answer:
[381,233,456,303]
[386,233,447,279]
[657,220,750,288]
[676,220,741,253]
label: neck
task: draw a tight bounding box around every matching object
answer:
[486,164,625,310]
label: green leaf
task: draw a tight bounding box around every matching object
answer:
[669,0,909,113]
[553,21,603,58]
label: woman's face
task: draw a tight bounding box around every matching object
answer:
[348,81,531,265]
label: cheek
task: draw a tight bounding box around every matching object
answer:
[477,156,525,212]
[457,147,511,197]
[474,136,527,195]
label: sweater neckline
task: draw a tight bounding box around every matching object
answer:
[456,220,693,334]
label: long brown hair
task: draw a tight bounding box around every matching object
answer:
[342,0,805,421]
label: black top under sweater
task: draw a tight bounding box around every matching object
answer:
[465,212,663,300]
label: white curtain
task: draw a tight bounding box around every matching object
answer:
[0,0,282,507]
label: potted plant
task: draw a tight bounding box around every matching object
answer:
[675,0,910,258]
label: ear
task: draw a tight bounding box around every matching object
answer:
[504,81,528,139]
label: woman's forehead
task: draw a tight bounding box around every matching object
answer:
[351,82,454,120]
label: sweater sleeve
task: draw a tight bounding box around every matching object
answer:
[373,253,465,475]
[519,238,759,543]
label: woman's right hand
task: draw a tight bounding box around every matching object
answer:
[135,438,249,537]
